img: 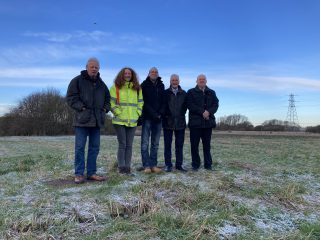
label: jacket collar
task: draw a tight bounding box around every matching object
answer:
[81,70,101,82]
[169,85,183,93]
[145,76,162,84]
[195,85,208,92]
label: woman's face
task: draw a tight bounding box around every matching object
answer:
[124,69,132,81]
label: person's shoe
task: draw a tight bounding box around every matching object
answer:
[74,175,85,184]
[151,167,162,173]
[176,166,188,172]
[204,167,214,171]
[192,167,199,172]
[136,166,145,171]
[144,167,152,174]
[87,175,106,181]
[119,167,127,174]
[165,166,172,172]
[124,167,135,176]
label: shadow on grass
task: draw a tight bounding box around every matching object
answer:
[44,176,110,188]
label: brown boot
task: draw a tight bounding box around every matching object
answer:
[87,175,106,181]
[144,167,152,174]
[74,175,85,184]
[151,167,162,173]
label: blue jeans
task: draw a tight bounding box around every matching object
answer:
[74,127,100,176]
[163,129,185,168]
[141,119,162,168]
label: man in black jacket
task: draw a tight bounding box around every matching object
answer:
[67,57,110,183]
[187,74,219,171]
[140,67,165,173]
[162,74,187,172]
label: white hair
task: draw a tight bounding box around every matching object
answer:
[149,67,158,73]
[197,74,206,80]
[170,74,179,81]
[148,67,159,79]
[86,57,100,67]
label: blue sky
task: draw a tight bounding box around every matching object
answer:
[0,0,319,126]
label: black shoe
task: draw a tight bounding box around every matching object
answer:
[192,167,199,172]
[136,166,145,171]
[176,166,188,172]
[119,167,127,174]
[204,166,214,171]
[165,166,172,172]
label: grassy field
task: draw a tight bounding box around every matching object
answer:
[0,132,319,239]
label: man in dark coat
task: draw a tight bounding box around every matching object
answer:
[162,74,187,172]
[187,74,219,171]
[67,57,110,183]
[140,67,165,173]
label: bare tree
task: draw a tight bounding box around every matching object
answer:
[0,88,115,136]
[0,88,73,135]
[217,114,253,131]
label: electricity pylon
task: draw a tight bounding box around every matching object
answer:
[285,93,300,131]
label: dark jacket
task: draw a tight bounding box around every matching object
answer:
[66,70,110,128]
[162,86,187,130]
[187,85,219,128]
[141,76,165,122]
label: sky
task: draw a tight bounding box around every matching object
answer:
[0,0,319,127]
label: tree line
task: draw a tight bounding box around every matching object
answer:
[0,89,319,136]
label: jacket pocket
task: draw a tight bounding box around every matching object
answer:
[177,116,186,129]
[77,109,91,124]
[189,115,201,128]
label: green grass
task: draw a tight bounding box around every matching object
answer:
[0,132,319,239]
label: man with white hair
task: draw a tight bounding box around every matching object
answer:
[140,67,165,173]
[186,74,219,171]
[67,57,110,183]
[162,74,188,172]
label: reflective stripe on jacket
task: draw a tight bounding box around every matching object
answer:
[110,81,143,127]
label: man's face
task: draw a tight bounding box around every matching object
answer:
[86,61,100,78]
[170,77,179,89]
[124,69,132,81]
[196,75,207,88]
[149,68,158,80]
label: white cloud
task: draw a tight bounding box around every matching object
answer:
[0,66,118,87]
[23,30,113,43]
[21,30,162,54]
[158,67,320,92]
[0,67,78,80]
[0,104,15,116]
[212,74,320,92]
[23,32,73,42]
[0,30,174,67]
[1,65,319,93]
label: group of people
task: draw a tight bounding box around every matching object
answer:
[67,57,219,184]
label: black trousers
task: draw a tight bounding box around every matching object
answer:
[163,128,185,168]
[189,127,213,169]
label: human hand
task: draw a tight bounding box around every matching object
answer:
[203,110,210,119]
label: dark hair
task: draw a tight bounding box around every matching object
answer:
[114,67,140,91]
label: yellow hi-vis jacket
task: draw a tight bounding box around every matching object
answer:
[110,82,143,127]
